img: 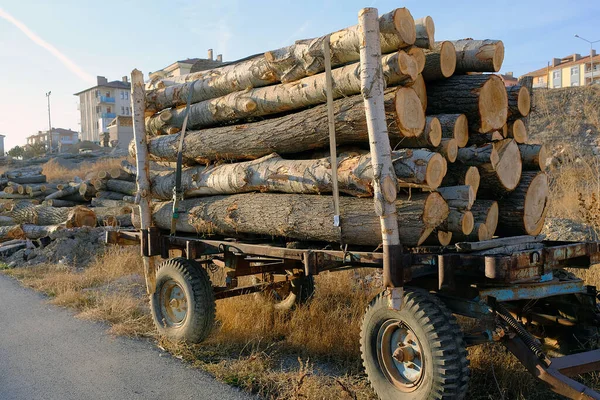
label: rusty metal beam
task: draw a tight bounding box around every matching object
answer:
[478,279,586,302]
[550,350,600,377]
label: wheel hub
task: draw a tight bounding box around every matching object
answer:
[378,321,424,391]
[160,280,188,325]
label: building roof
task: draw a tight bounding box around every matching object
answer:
[190,58,225,73]
[27,128,78,139]
[74,80,131,95]
[107,116,133,128]
[522,54,600,78]
[177,58,202,64]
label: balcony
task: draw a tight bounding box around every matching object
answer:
[101,112,116,119]
[99,96,115,103]
[584,68,600,79]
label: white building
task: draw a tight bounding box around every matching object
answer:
[74,76,132,143]
[26,128,79,153]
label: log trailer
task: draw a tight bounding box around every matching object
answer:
[108,8,600,400]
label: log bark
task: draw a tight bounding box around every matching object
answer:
[438,138,458,163]
[496,172,549,236]
[45,184,80,200]
[145,52,419,135]
[470,200,499,238]
[91,198,130,208]
[9,205,97,227]
[146,8,416,93]
[451,39,505,73]
[457,139,522,194]
[0,216,16,226]
[467,130,504,146]
[427,74,508,133]
[414,16,435,48]
[150,150,447,200]
[507,85,531,119]
[78,181,97,199]
[109,168,136,182]
[42,199,80,207]
[519,144,547,171]
[422,41,456,81]
[453,221,490,242]
[22,224,64,240]
[436,114,469,147]
[396,116,442,148]
[149,192,448,247]
[437,185,475,210]
[144,88,425,164]
[106,179,137,196]
[507,119,528,144]
[96,191,128,200]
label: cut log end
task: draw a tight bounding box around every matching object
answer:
[425,152,447,190]
[465,166,481,196]
[422,192,450,228]
[478,223,491,241]
[524,173,549,236]
[396,51,419,81]
[486,201,499,237]
[394,87,426,137]
[66,207,97,228]
[517,86,531,117]
[410,75,427,112]
[508,119,528,144]
[414,16,435,48]
[492,139,522,191]
[407,47,425,74]
[391,8,417,46]
[427,117,442,147]
[478,75,508,133]
[439,41,457,78]
[438,230,452,246]
[461,210,475,235]
[492,41,505,72]
[439,138,458,163]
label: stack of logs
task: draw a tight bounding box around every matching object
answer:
[130,7,548,247]
[0,164,137,253]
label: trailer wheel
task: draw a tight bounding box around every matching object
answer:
[252,274,315,310]
[151,258,215,343]
[361,288,470,400]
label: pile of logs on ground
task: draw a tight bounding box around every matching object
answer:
[128,7,547,247]
[0,163,136,247]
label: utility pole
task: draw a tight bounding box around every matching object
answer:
[575,35,600,85]
[46,91,52,153]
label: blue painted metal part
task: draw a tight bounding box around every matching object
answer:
[477,279,586,302]
[540,272,553,282]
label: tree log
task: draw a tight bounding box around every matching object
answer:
[414,16,434,48]
[109,168,136,182]
[457,139,522,194]
[507,85,531,119]
[150,150,446,200]
[396,116,442,148]
[22,224,64,240]
[149,192,448,247]
[146,8,415,93]
[145,52,419,135]
[496,172,549,236]
[440,209,474,235]
[453,221,489,242]
[144,88,425,164]
[467,130,504,146]
[470,200,499,238]
[422,41,456,81]
[91,198,130,208]
[519,144,547,171]
[9,205,96,227]
[427,74,508,133]
[45,184,80,200]
[78,181,97,198]
[0,225,25,242]
[0,216,16,226]
[451,39,505,73]
[407,47,425,73]
[436,114,468,147]
[437,185,475,210]
[437,138,458,163]
[42,199,80,207]
[106,180,136,196]
[96,191,128,201]
[507,119,528,144]
[11,175,46,184]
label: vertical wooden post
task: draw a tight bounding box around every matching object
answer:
[358,8,404,307]
[131,69,156,295]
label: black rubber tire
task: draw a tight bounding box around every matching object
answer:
[150,258,215,343]
[361,288,470,400]
[253,274,315,310]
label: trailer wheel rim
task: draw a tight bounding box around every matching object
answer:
[377,320,424,391]
[159,279,188,326]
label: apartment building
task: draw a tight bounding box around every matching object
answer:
[26,128,79,152]
[148,50,224,83]
[74,76,132,143]
[523,51,600,88]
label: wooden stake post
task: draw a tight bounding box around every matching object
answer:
[359,8,404,308]
[131,69,157,295]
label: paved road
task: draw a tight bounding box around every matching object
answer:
[0,274,252,400]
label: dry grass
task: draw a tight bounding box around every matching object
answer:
[42,157,126,182]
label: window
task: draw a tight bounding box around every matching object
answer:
[121,106,125,114]
[571,66,579,76]
[125,92,129,100]
[553,71,560,79]
[95,90,100,97]
[106,91,110,97]
[126,106,130,115]
[107,107,111,113]
[96,105,100,113]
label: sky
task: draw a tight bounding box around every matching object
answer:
[0,0,599,151]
